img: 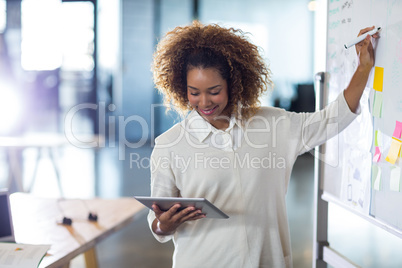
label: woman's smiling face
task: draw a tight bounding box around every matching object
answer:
[187,67,230,130]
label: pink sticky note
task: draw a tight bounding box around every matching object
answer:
[373,146,381,162]
[393,121,402,139]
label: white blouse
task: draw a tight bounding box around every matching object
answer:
[147,92,358,268]
[183,110,244,151]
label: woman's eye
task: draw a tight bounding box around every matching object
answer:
[190,93,199,96]
[210,92,219,95]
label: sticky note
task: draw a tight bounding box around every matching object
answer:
[372,91,383,118]
[373,146,381,162]
[392,121,402,139]
[375,130,382,147]
[385,138,402,164]
[390,166,401,192]
[373,66,384,92]
[372,165,382,191]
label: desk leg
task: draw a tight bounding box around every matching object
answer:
[84,248,99,268]
[28,147,43,193]
[60,263,70,268]
[7,148,25,192]
[49,147,64,197]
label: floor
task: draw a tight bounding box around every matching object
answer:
[2,143,402,268]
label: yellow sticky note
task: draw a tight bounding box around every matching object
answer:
[372,165,382,191]
[373,66,384,92]
[390,166,401,192]
[385,138,402,164]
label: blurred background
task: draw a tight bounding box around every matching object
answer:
[1,0,402,267]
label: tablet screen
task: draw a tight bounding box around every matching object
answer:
[134,196,229,219]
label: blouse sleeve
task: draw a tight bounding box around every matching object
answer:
[147,144,180,243]
[291,90,360,155]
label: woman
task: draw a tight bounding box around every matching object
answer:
[147,21,378,267]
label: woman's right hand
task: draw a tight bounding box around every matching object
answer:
[152,204,205,235]
[355,26,379,72]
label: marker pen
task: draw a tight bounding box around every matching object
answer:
[344,26,381,49]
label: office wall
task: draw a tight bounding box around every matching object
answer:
[200,0,315,107]
[120,0,155,143]
[120,0,193,143]
[153,0,194,137]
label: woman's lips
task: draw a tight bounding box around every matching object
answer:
[199,105,218,115]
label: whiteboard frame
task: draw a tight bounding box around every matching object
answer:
[322,192,402,239]
[313,71,360,268]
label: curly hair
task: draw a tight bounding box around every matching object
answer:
[152,20,273,120]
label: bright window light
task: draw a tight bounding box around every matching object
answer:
[21,0,63,70]
[314,0,327,74]
[61,2,94,71]
[308,1,318,12]
[0,83,23,134]
[20,0,94,71]
[0,0,5,33]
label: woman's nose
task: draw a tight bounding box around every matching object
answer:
[200,94,210,107]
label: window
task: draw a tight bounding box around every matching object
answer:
[0,0,5,33]
[21,0,63,70]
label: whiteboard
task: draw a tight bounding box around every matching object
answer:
[322,0,402,234]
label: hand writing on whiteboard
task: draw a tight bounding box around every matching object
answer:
[356,26,380,72]
[343,26,380,113]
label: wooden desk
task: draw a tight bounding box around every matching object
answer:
[10,193,145,268]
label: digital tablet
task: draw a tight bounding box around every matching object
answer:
[134,196,229,219]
